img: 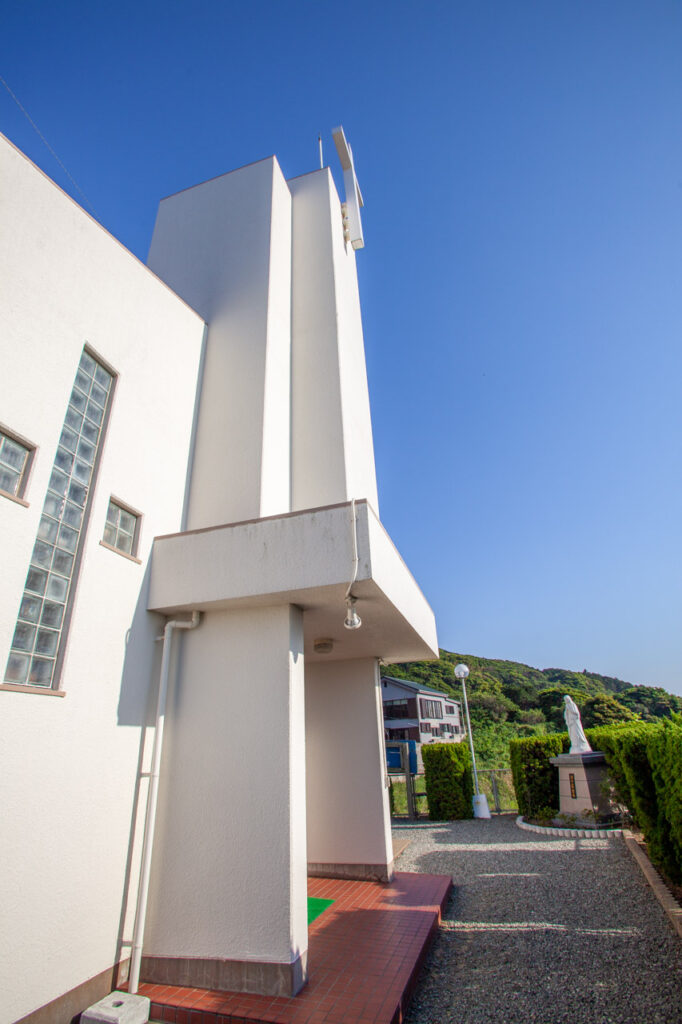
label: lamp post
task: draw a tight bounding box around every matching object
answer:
[454,663,491,819]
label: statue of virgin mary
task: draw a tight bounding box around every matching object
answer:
[563,695,592,754]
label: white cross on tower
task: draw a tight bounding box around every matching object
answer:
[332,125,365,250]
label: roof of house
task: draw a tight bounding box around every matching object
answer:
[381,675,460,704]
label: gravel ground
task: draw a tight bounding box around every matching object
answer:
[395,814,682,1024]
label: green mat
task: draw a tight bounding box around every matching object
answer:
[307,896,334,925]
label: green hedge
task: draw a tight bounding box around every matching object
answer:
[646,720,682,882]
[586,723,658,835]
[422,742,473,820]
[509,733,569,817]
[509,718,682,882]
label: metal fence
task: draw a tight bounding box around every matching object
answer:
[387,742,518,819]
[477,769,518,813]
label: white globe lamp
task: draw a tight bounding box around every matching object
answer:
[454,663,490,819]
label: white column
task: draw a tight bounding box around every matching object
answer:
[305,658,393,881]
[147,157,292,527]
[289,168,379,514]
[143,604,308,996]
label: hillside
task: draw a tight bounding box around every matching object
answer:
[383,649,682,767]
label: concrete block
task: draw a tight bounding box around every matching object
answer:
[81,992,150,1024]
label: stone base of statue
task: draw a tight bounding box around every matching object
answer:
[549,751,614,821]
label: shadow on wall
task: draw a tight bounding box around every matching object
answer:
[117,560,164,728]
[115,313,207,730]
[113,558,166,980]
[111,312,208,976]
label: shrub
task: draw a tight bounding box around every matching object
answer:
[467,719,544,769]
[509,733,569,817]
[536,688,587,730]
[586,722,658,834]
[509,723,651,821]
[422,742,473,820]
[645,719,682,883]
[581,694,637,728]
[534,805,558,825]
[510,718,682,882]
[515,708,547,726]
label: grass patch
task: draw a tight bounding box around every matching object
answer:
[389,775,428,816]
[307,897,334,924]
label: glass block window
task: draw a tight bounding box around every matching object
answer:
[4,349,113,689]
[103,499,140,556]
[0,428,33,498]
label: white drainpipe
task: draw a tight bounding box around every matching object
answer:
[128,610,201,995]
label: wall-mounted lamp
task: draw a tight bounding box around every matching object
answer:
[344,596,362,630]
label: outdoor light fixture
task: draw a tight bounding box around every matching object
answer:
[313,638,334,654]
[454,662,491,820]
[344,596,362,630]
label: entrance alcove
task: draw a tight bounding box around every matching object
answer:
[140,499,438,996]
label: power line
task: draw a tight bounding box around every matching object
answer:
[0,73,99,219]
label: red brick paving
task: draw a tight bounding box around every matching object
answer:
[139,872,451,1024]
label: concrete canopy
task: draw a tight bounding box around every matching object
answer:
[148,499,438,664]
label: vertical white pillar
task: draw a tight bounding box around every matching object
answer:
[143,605,308,996]
[289,169,379,513]
[305,658,393,881]
[147,157,292,527]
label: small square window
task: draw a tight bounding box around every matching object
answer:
[103,498,141,558]
[0,426,35,501]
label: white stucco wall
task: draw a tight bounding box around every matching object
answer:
[147,157,292,528]
[0,134,206,1024]
[305,659,392,870]
[289,169,379,513]
[144,605,308,966]
[149,163,379,527]
[148,503,369,612]
[1,127,439,1019]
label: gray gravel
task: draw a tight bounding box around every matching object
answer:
[395,814,682,1024]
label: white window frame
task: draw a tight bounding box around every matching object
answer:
[101,496,142,562]
[0,423,37,505]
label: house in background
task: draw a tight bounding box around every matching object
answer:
[382,675,464,746]
[0,128,439,1024]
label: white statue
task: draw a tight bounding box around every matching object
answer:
[564,695,592,754]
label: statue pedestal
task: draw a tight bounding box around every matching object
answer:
[549,751,612,821]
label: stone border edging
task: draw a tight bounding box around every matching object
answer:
[515,814,623,840]
[622,829,682,940]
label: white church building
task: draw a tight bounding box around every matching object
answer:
[0,128,438,1024]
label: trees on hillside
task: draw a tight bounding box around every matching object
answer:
[580,693,638,728]
[383,650,680,767]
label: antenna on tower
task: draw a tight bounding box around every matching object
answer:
[318,135,324,169]
[332,125,364,250]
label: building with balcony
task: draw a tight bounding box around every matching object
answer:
[382,675,464,745]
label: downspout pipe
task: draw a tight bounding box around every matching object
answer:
[345,498,359,602]
[343,499,362,630]
[128,610,201,995]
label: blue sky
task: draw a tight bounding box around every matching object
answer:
[2,1,681,691]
